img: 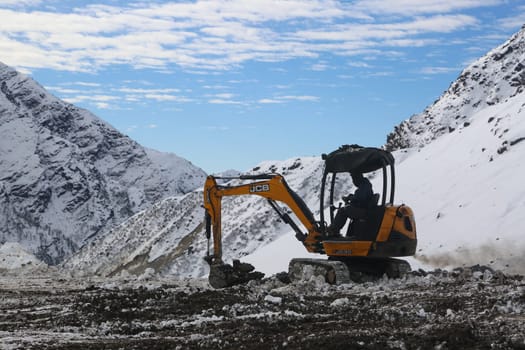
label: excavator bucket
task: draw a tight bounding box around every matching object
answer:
[208,260,265,288]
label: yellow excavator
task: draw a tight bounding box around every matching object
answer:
[203,145,417,288]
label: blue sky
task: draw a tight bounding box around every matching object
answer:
[1,0,524,173]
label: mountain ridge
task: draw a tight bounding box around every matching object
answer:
[0,62,206,264]
[386,25,525,151]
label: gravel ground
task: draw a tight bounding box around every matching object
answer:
[0,266,524,350]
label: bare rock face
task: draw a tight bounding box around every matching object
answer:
[386,25,525,151]
[0,62,206,264]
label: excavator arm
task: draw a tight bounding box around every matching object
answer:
[203,173,323,268]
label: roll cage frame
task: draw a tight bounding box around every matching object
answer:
[203,145,397,264]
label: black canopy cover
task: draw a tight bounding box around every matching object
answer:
[322,144,394,174]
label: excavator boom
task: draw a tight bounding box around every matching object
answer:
[203,174,322,265]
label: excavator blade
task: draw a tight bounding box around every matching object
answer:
[208,260,265,289]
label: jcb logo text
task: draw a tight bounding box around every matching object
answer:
[250,184,270,193]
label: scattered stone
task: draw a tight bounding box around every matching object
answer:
[0,267,524,349]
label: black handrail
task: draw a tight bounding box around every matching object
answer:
[319,170,327,228]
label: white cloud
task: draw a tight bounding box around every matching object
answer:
[214,93,235,99]
[258,95,319,104]
[118,88,180,94]
[0,0,42,7]
[258,98,283,104]
[45,86,84,94]
[208,99,244,105]
[0,0,511,74]
[125,124,161,132]
[95,102,110,109]
[126,125,138,133]
[294,15,478,43]
[348,61,371,68]
[143,94,191,102]
[113,87,191,103]
[352,0,504,15]
[420,66,460,75]
[279,95,320,102]
[273,84,292,89]
[206,125,230,131]
[203,85,230,90]
[366,71,394,77]
[496,12,525,30]
[62,94,118,105]
[70,82,101,87]
[310,62,329,71]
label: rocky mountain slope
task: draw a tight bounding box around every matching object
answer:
[386,25,525,151]
[63,26,525,280]
[0,62,206,264]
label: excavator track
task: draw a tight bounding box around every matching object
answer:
[288,257,411,284]
[288,258,351,285]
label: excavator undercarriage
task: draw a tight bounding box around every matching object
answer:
[289,257,411,285]
[207,256,412,288]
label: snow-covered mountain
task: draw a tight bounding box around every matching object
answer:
[386,25,525,151]
[0,62,206,264]
[66,26,525,278]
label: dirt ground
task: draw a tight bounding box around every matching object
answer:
[0,266,524,350]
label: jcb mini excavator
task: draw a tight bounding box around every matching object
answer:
[203,145,417,288]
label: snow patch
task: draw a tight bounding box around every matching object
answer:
[0,242,44,270]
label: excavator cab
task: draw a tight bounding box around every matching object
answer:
[321,145,394,239]
[317,145,417,259]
